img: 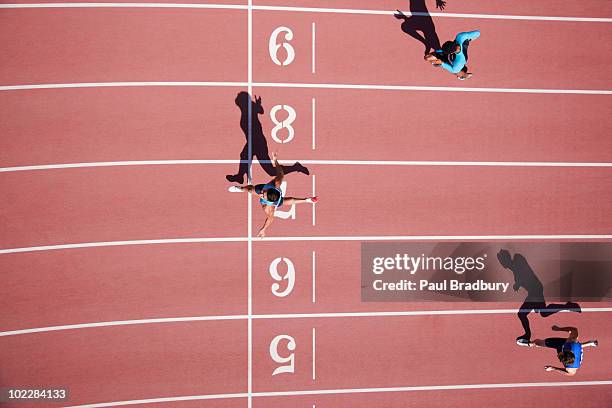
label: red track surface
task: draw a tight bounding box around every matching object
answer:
[1,1,612,407]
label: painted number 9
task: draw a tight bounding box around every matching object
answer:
[270,334,296,376]
[270,104,297,144]
[269,26,295,66]
[269,257,296,297]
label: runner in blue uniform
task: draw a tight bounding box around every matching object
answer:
[228,152,318,237]
[425,30,480,79]
[524,325,598,376]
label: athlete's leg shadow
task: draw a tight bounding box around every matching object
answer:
[497,249,581,341]
[226,92,309,184]
[394,0,441,55]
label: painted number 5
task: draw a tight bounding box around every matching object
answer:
[269,257,296,297]
[270,335,296,376]
[269,26,295,66]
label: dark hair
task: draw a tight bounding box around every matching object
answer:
[266,189,280,203]
[558,350,575,366]
[442,41,457,56]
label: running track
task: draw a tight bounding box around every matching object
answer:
[1,1,612,407]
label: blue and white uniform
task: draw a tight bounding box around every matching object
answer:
[437,30,481,74]
[254,182,284,207]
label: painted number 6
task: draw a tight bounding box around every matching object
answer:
[269,26,296,66]
[270,334,296,376]
[269,257,296,297]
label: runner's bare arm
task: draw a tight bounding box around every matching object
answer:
[258,206,276,237]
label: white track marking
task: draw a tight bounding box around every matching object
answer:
[3,159,612,173]
[1,3,611,22]
[312,174,316,226]
[0,315,247,336]
[256,82,612,94]
[312,251,316,303]
[312,22,316,74]
[0,82,246,91]
[312,328,316,380]
[0,238,245,254]
[3,308,612,337]
[3,235,612,255]
[64,393,248,408]
[62,381,612,407]
[312,98,316,150]
[247,1,253,407]
[2,81,612,94]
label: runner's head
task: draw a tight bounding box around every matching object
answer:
[266,189,280,203]
[558,350,575,367]
[235,91,251,108]
[497,249,513,269]
[442,41,460,56]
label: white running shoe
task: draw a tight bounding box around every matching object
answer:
[306,196,319,203]
[516,338,531,347]
[228,186,243,193]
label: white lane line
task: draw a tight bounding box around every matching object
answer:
[311,97,316,149]
[0,82,246,91]
[4,159,612,173]
[256,82,612,94]
[0,3,248,10]
[312,174,316,226]
[1,3,611,22]
[0,238,245,254]
[3,235,612,255]
[312,251,316,303]
[62,381,612,407]
[312,327,316,380]
[63,392,248,408]
[2,81,611,94]
[0,315,247,337]
[3,308,612,337]
[312,22,316,74]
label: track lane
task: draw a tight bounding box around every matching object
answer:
[252,11,612,89]
[0,166,245,249]
[0,87,247,167]
[252,312,611,392]
[0,243,247,332]
[0,322,247,407]
[0,8,246,84]
[247,165,612,238]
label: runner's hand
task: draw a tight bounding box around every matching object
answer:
[271,152,278,161]
[551,325,560,331]
[257,229,266,238]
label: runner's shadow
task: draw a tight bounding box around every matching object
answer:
[226,92,309,184]
[394,0,442,55]
[497,249,581,341]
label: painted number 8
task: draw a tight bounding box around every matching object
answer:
[270,104,297,144]
[269,257,296,297]
[269,26,296,66]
